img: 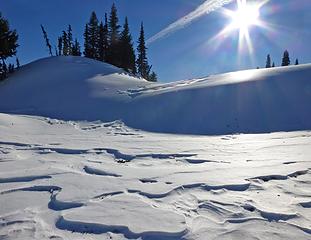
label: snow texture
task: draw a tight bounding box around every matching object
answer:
[0,114,310,239]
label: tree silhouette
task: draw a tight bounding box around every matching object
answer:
[40,25,53,56]
[107,3,121,66]
[295,59,299,65]
[120,17,136,73]
[98,16,109,62]
[281,50,290,66]
[72,39,81,56]
[136,22,150,79]
[265,54,271,68]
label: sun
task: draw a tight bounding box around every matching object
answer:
[208,0,269,59]
[230,1,260,32]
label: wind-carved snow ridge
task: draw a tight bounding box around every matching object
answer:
[83,166,122,177]
[55,216,187,239]
[48,192,84,211]
[1,56,311,135]
[0,175,52,184]
[249,169,310,182]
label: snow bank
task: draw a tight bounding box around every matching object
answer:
[0,56,310,134]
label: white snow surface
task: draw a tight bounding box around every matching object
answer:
[0,56,311,135]
[0,56,310,239]
[0,114,310,239]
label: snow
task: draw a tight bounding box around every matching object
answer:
[1,56,311,134]
[0,56,310,239]
[0,114,310,239]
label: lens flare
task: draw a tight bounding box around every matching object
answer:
[207,0,269,65]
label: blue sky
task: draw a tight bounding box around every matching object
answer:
[1,0,310,82]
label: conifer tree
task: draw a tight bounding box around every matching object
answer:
[40,25,53,56]
[281,50,290,66]
[58,37,63,56]
[103,14,109,61]
[88,11,99,59]
[107,3,121,66]
[149,71,158,82]
[83,24,91,58]
[67,24,73,55]
[120,17,136,73]
[62,31,69,56]
[72,39,81,56]
[295,59,299,65]
[0,13,18,63]
[136,22,150,79]
[265,54,271,68]
[98,17,109,62]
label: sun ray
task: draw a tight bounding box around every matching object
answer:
[209,0,271,61]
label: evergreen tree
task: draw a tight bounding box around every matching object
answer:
[149,71,158,82]
[72,39,81,56]
[107,3,121,66]
[136,22,150,79]
[62,31,69,56]
[16,57,20,69]
[0,13,18,80]
[103,14,109,61]
[265,54,271,68]
[281,50,290,66]
[295,58,299,65]
[58,37,63,56]
[120,17,136,73]
[88,11,99,59]
[98,18,109,62]
[272,62,275,68]
[67,24,73,55]
[40,25,53,56]
[83,24,91,58]
[0,13,19,62]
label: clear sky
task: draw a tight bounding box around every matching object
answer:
[1,0,310,82]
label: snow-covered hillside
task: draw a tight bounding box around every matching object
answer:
[0,113,310,239]
[1,56,311,134]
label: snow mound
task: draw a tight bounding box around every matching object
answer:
[0,56,311,135]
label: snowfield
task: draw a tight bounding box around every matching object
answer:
[0,57,310,239]
[0,56,311,135]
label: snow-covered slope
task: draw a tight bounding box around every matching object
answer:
[0,57,150,122]
[0,56,311,134]
[0,114,310,240]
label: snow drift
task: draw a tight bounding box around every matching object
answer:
[0,56,311,135]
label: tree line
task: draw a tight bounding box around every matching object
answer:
[41,4,157,82]
[263,50,299,69]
